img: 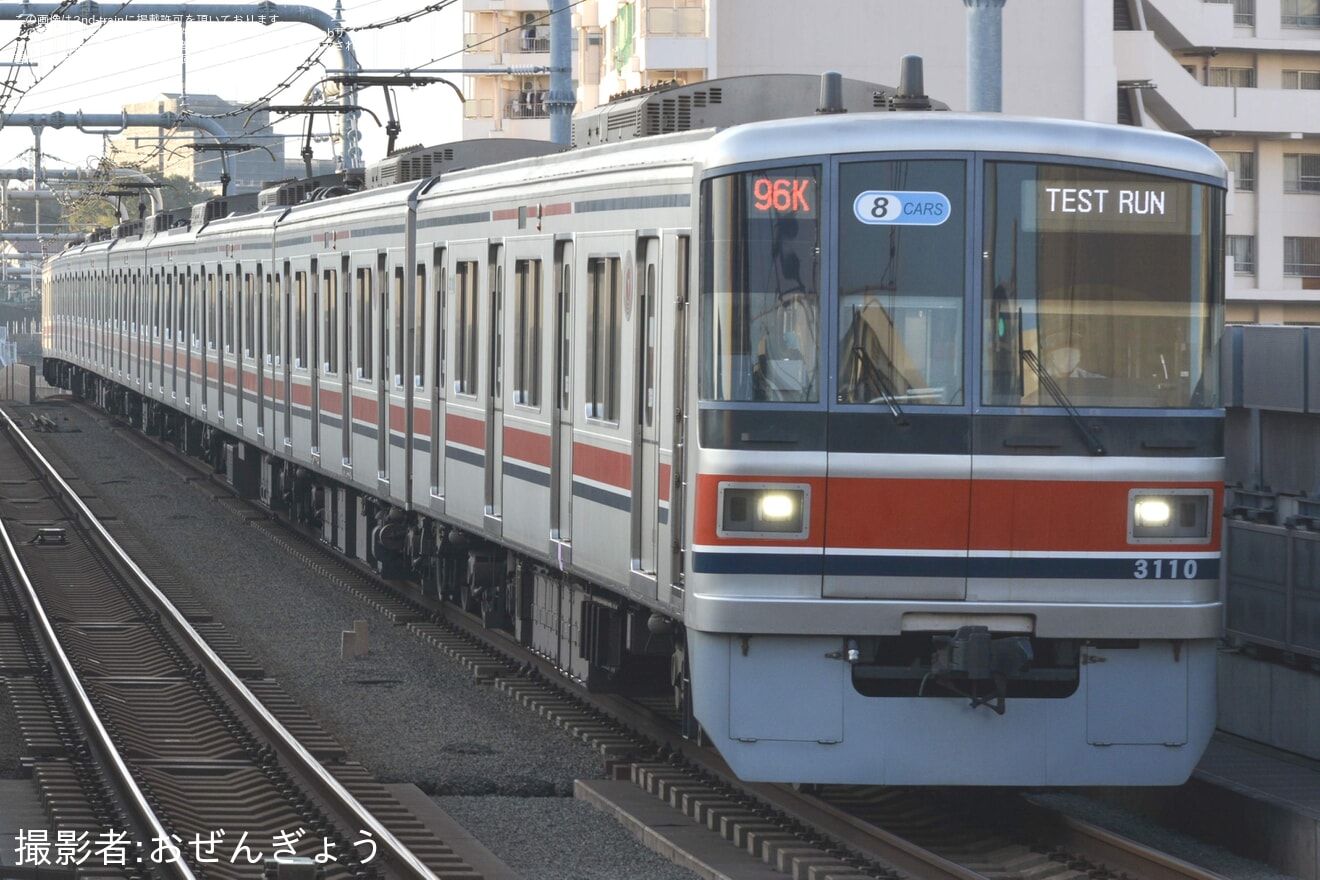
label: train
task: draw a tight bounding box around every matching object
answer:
[40,67,1227,786]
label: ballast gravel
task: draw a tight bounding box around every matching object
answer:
[23,401,698,880]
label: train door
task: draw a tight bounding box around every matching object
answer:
[550,239,574,551]
[485,242,505,526]
[256,265,268,441]
[385,249,407,488]
[134,271,143,389]
[309,260,321,457]
[184,270,193,406]
[428,247,446,501]
[341,254,353,468]
[375,252,390,483]
[668,235,691,599]
[825,156,972,601]
[631,238,661,585]
[219,266,227,422]
[201,270,212,415]
[279,261,292,450]
[168,271,179,400]
[225,266,238,429]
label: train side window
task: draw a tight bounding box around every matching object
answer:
[323,269,339,373]
[394,265,406,386]
[131,272,140,335]
[413,263,425,388]
[207,272,218,351]
[159,275,168,340]
[224,271,236,354]
[356,266,373,380]
[643,261,656,427]
[269,271,282,366]
[557,260,571,409]
[454,260,480,396]
[244,272,257,358]
[177,271,187,342]
[434,251,447,393]
[586,256,621,422]
[490,259,504,398]
[514,259,542,408]
[295,271,308,369]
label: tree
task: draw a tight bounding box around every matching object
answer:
[157,175,218,213]
[62,192,118,232]
[59,173,218,234]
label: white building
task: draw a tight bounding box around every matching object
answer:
[456,0,1320,323]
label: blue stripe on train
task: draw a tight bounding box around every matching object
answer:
[694,552,1220,580]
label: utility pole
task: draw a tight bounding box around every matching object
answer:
[547,0,573,145]
[964,0,1006,112]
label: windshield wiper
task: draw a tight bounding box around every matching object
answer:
[846,344,909,426]
[1019,347,1106,456]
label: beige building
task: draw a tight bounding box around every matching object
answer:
[108,94,286,192]
[455,0,1320,324]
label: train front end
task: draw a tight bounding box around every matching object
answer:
[685,114,1226,785]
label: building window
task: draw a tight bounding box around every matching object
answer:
[1207,66,1256,87]
[1219,151,1255,191]
[1227,236,1256,274]
[1284,237,1320,276]
[646,0,705,36]
[1283,70,1320,89]
[1284,154,1320,193]
[1206,0,1255,25]
[1283,0,1320,27]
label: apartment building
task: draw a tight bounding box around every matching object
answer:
[456,0,1320,323]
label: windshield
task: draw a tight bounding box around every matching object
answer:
[982,162,1223,409]
[836,159,966,406]
[700,165,821,403]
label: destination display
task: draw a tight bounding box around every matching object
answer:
[1020,179,1190,233]
[748,173,816,216]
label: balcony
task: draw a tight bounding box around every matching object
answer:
[506,92,550,119]
[1115,29,1320,135]
[1145,0,1320,46]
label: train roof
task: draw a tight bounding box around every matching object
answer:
[702,112,1228,183]
[571,72,945,148]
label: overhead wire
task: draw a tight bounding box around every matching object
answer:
[1,0,578,214]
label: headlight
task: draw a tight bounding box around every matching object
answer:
[718,482,810,539]
[1133,498,1172,528]
[1128,489,1213,544]
[758,491,797,522]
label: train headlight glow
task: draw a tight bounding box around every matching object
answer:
[718,483,811,539]
[1128,490,1214,544]
[1133,498,1172,528]
[758,492,797,522]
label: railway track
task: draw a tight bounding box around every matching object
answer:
[13,399,1238,880]
[0,407,481,880]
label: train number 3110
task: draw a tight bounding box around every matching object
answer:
[1133,559,1199,579]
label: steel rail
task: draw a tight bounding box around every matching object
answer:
[0,411,197,880]
[0,407,439,880]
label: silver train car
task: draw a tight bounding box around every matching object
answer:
[42,72,1227,786]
